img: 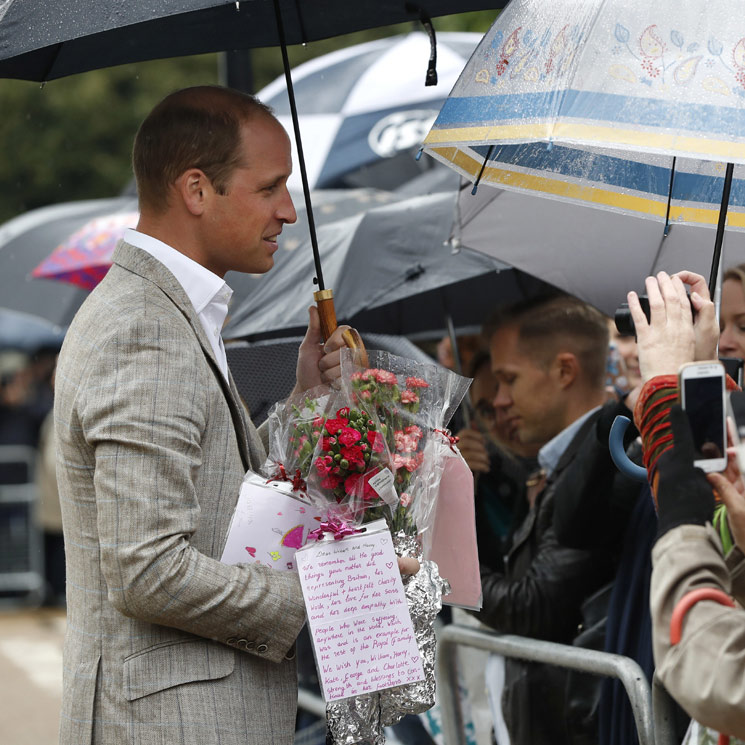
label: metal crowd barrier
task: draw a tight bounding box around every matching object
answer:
[437,624,657,745]
[297,624,685,745]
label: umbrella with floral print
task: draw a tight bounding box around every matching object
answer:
[423,0,745,293]
[31,211,139,290]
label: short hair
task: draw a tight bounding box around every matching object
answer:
[724,264,745,293]
[133,85,275,213]
[485,293,609,390]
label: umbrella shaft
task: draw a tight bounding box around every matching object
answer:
[272,0,325,290]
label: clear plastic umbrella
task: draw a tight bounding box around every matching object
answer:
[423,0,745,292]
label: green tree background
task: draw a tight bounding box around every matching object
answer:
[0,11,496,225]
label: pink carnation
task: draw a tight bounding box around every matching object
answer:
[337,406,351,418]
[400,492,413,508]
[400,390,419,405]
[405,376,429,389]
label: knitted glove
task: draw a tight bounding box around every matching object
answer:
[655,405,715,539]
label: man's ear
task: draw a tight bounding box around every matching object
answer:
[176,168,210,216]
[554,352,579,389]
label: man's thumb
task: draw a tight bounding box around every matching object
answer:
[303,305,322,346]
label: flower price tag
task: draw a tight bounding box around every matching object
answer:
[296,519,425,701]
[367,467,399,509]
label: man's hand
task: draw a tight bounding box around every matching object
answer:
[455,428,491,474]
[294,306,354,393]
[629,271,696,382]
[674,270,718,362]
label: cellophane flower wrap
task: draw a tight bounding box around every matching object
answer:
[325,349,470,745]
[342,349,471,541]
[263,383,395,532]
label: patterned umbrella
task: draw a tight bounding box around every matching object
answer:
[32,211,139,289]
[423,0,745,291]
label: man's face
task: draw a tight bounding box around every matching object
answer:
[202,114,297,277]
[490,324,566,446]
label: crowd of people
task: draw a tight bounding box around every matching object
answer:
[4,83,745,745]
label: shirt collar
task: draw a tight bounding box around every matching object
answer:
[123,228,232,314]
[538,405,601,478]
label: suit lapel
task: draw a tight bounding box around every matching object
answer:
[112,242,252,471]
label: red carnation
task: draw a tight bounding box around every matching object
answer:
[325,417,348,435]
[338,426,362,446]
[367,430,385,453]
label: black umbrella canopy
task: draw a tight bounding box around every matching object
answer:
[0,0,506,82]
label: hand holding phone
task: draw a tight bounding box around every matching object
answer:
[679,361,727,473]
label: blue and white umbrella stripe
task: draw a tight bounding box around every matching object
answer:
[258,32,481,191]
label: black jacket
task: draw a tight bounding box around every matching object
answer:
[474,410,615,745]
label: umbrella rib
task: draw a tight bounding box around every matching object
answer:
[663,157,677,237]
[709,162,735,297]
[471,145,495,195]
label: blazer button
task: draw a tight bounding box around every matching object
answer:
[284,646,296,661]
[256,643,269,654]
[226,637,238,646]
[246,641,256,650]
[236,638,249,650]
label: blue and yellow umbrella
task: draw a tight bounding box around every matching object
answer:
[424,0,745,287]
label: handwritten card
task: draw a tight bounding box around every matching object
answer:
[221,471,323,571]
[295,520,425,702]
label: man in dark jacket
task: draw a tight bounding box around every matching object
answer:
[474,294,616,745]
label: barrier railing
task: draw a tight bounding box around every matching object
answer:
[297,624,685,745]
[437,624,654,745]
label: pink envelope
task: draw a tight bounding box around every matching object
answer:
[426,448,482,610]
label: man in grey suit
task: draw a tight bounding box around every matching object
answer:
[54,86,355,745]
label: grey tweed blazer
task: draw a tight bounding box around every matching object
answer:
[55,242,306,745]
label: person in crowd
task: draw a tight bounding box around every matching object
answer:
[457,349,536,557]
[719,263,745,361]
[53,85,416,745]
[627,270,745,738]
[473,294,616,745]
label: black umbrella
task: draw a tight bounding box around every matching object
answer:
[0,0,507,345]
[0,1,504,81]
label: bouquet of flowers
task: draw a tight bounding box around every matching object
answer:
[263,384,396,534]
[322,349,470,743]
[263,350,470,745]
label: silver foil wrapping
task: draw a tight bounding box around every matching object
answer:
[326,532,449,744]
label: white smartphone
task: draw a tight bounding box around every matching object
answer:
[679,361,727,473]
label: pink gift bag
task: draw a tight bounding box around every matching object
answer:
[425,444,482,610]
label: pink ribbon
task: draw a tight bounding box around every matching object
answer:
[434,428,460,453]
[267,464,308,493]
[308,517,365,542]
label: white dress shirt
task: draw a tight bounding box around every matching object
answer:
[123,229,233,382]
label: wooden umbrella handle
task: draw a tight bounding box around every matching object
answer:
[314,289,369,368]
